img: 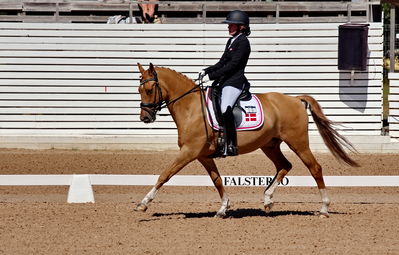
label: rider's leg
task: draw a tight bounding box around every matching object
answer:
[220,86,241,156]
[220,86,241,113]
[222,106,238,156]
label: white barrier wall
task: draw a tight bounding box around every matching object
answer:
[388,72,399,138]
[1,174,398,203]
[0,22,383,137]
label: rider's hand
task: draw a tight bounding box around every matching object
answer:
[198,70,206,80]
[202,74,210,83]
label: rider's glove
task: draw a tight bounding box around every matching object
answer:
[198,70,206,80]
[202,74,210,83]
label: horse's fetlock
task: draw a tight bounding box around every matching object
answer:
[264,202,274,213]
[323,197,331,206]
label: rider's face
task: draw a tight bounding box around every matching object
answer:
[228,24,239,36]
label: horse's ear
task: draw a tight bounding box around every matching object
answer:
[149,63,155,73]
[137,63,145,74]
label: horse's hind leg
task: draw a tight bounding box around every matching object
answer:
[198,157,230,218]
[285,140,330,218]
[261,141,292,213]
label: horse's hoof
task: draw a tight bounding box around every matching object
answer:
[214,208,229,218]
[214,212,226,218]
[319,213,329,218]
[264,202,273,213]
[134,203,148,212]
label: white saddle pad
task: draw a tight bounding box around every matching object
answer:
[205,88,264,131]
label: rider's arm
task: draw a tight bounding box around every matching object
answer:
[204,51,228,74]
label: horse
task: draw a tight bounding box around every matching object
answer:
[135,63,359,218]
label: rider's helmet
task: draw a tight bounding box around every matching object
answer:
[222,10,250,26]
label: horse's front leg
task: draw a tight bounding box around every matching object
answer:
[135,187,158,212]
[134,148,196,212]
[198,157,230,218]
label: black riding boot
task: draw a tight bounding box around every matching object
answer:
[222,106,238,157]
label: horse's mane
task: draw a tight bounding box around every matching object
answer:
[156,66,197,86]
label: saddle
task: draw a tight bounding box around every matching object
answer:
[209,86,252,127]
[206,86,264,131]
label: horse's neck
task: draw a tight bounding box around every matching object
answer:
[159,68,197,103]
[158,69,200,121]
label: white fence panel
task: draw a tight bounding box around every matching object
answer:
[0,22,383,137]
[388,73,399,139]
[1,174,398,203]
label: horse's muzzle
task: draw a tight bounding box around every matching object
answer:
[140,107,157,123]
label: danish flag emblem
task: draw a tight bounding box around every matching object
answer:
[245,106,257,122]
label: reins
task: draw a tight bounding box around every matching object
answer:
[196,76,212,144]
[140,70,201,112]
[139,69,212,143]
[164,83,202,109]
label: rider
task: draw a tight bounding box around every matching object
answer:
[199,10,251,157]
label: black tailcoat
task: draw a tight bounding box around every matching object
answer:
[204,33,251,90]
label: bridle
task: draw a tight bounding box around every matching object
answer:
[139,68,212,143]
[139,70,164,119]
[139,69,201,118]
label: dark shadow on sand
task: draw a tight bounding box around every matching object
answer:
[138,209,346,222]
[148,208,347,219]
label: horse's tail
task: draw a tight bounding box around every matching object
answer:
[297,95,359,167]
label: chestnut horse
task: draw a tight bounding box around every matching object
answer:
[135,63,358,218]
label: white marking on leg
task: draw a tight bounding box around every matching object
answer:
[215,193,230,218]
[141,187,158,206]
[264,179,279,211]
[319,188,330,217]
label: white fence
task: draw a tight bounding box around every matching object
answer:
[388,73,399,138]
[0,22,383,137]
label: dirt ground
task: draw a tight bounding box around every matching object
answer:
[0,149,398,254]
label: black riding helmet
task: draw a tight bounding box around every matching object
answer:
[222,10,249,26]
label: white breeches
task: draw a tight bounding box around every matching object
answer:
[220,86,242,113]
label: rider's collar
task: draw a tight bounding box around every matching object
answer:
[228,33,242,48]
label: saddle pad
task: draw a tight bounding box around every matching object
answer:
[205,88,264,131]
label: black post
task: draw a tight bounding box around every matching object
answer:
[390,5,396,72]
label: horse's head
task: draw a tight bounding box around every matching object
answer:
[137,63,164,123]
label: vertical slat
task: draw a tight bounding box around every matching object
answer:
[388,73,399,139]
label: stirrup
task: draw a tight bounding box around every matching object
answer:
[208,134,226,158]
[222,145,238,157]
[208,150,226,158]
[228,145,238,156]
[208,144,226,158]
